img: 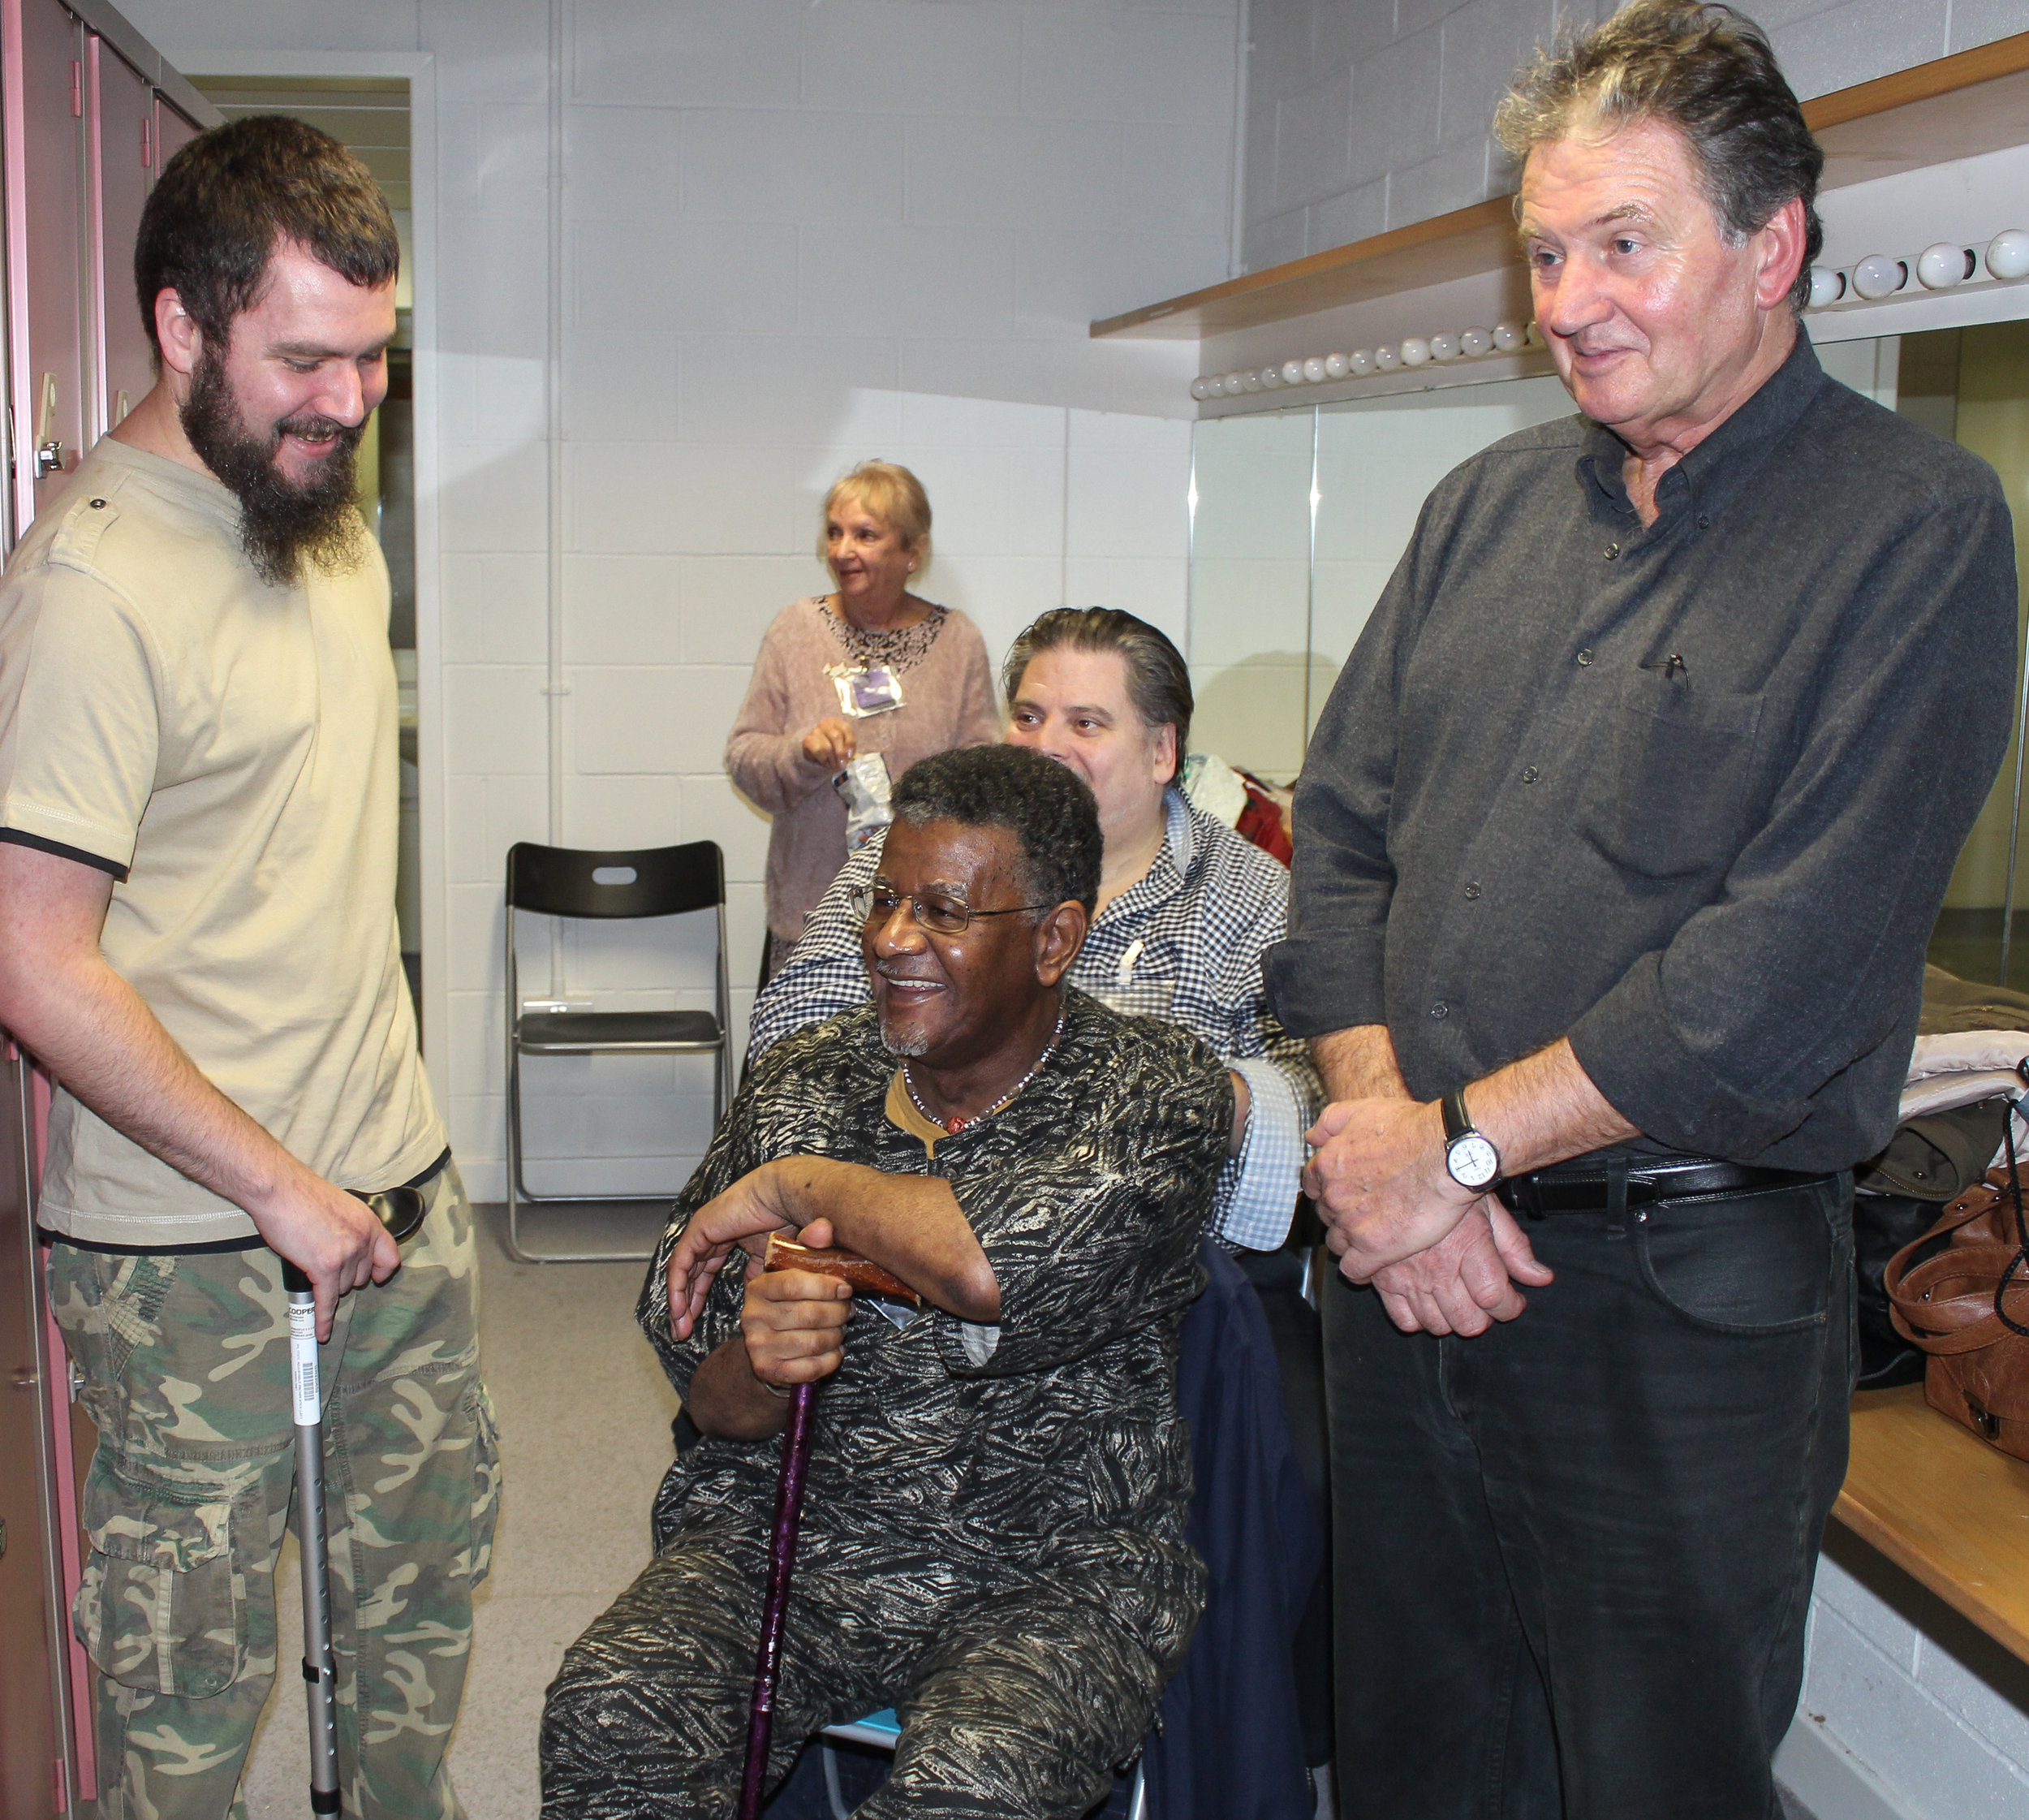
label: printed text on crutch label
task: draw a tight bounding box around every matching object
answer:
[289,1302,321,1425]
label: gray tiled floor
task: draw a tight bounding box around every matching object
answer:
[237,1202,677,1819]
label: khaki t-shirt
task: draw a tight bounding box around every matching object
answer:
[0,438,446,1245]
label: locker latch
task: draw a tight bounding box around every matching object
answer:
[34,373,64,477]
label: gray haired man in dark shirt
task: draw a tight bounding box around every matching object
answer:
[1264,6,2018,1816]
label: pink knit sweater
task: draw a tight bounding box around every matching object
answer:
[725,597,1001,942]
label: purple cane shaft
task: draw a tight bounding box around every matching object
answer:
[738,1381,819,1819]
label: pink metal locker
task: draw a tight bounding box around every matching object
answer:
[2,0,87,536]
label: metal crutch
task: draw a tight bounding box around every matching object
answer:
[282,1186,428,1818]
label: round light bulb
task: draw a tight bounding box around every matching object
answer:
[1430,332,1460,363]
[1850,254,1907,300]
[1493,320,1524,351]
[1373,344,1401,372]
[1460,326,1493,357]
[1524,321,1544,347]
[1324,351,1351,378]
[1222,372,1245,395]
[1346,349,1373,375]
[1806,265,1845,309]
[1916,243,1975,290]
[1242,369,1264,390]
[1278,359,1304,385]
[1303,356,1328,383]
[1190,377,1212,401]
[1260,366,1282,388]
[1988,229,2029,280]
[1400,336,1432,367]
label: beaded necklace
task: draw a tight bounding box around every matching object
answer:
[821,597,948,676]
[902,1005,1066,1135]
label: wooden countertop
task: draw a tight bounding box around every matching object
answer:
[1836,1382,2029,1663]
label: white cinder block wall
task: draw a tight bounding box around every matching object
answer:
[1240,0,2029,274]
[1239,2,2029,1816]
[126,0,1240,1201]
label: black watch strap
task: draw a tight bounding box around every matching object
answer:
[1442,1088,1474,1145]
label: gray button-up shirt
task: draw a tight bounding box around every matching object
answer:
[1266,336,2019,1172]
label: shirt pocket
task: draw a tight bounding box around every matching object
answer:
[1088,940,1179,1023]
[74,1457,251,1697]
[1575,667,1763,880]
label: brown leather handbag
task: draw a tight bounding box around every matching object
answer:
[1885,1162,2029,1460]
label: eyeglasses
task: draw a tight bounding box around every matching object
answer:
[848,883,1051,936]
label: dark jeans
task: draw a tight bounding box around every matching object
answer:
[1323,1174,1855,1820]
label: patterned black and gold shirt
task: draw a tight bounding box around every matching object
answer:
[637,990,1231,1611]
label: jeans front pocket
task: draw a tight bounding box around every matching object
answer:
[1635,1180,1842,1335]
[75,1455,252,1697]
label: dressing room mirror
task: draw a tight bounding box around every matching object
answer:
[1185,330,2029,985]
[1187,408,1315,780]
[1906,321,2029,985]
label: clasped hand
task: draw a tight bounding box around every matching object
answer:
[1303,1097,1551,1337]
[666,1163,855,1395]
[665,1158,809,1339]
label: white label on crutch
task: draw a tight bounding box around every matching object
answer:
[289,1303,321,1425]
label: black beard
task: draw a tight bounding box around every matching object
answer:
[179,347,368,589]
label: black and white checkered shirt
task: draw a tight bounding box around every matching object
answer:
[746,791,1320,1249]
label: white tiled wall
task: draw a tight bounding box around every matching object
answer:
[126,0,1232,1199]
[1793,1544,2029,1815]
[1239,0,2029,272]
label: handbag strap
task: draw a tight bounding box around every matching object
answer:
[1885,1141,2029,1349]
[1888,1241,2029,1352]
[1883,1182,2005,1292]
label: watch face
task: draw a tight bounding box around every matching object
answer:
[1447,1132,1501,1189]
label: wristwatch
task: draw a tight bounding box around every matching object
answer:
[1441,1088,1501,1191]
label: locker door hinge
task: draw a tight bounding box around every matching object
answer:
[141,114,153,169]
[71,61,82,119]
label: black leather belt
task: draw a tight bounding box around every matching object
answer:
[1496,1159,1832,1217]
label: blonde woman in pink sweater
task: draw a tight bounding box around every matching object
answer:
[726,461,999,981]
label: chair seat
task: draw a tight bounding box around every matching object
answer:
[821,1709,902,1748]
[517,1009,723,1052]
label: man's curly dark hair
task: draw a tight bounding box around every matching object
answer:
[892,745,1101,916]
[136,114,398,360]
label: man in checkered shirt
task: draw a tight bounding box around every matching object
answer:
[747,608,1319,1253]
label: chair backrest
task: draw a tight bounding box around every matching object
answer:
[506,841,724,919]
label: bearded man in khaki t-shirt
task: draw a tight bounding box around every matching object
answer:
[0,119,495,1820]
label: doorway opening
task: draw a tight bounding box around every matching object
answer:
[187,74,425,1023]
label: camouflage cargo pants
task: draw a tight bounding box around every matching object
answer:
[47,1162,499,1820]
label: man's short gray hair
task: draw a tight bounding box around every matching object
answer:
[1494,1,1823,313]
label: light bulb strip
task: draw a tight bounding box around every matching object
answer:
[1190,226,2029,403]
[1191,321,1542,403]
[1807,227,2029,309]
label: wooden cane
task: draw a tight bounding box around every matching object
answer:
[736,1236,918,1818]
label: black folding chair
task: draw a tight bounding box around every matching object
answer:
[505,841,731,1262]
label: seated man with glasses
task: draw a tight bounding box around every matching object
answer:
[750,607,1319,1258]
[540,744,1231,1820]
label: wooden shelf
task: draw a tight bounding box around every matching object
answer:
[1094,30,2029,341]
[1834,1382,2029,1665]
